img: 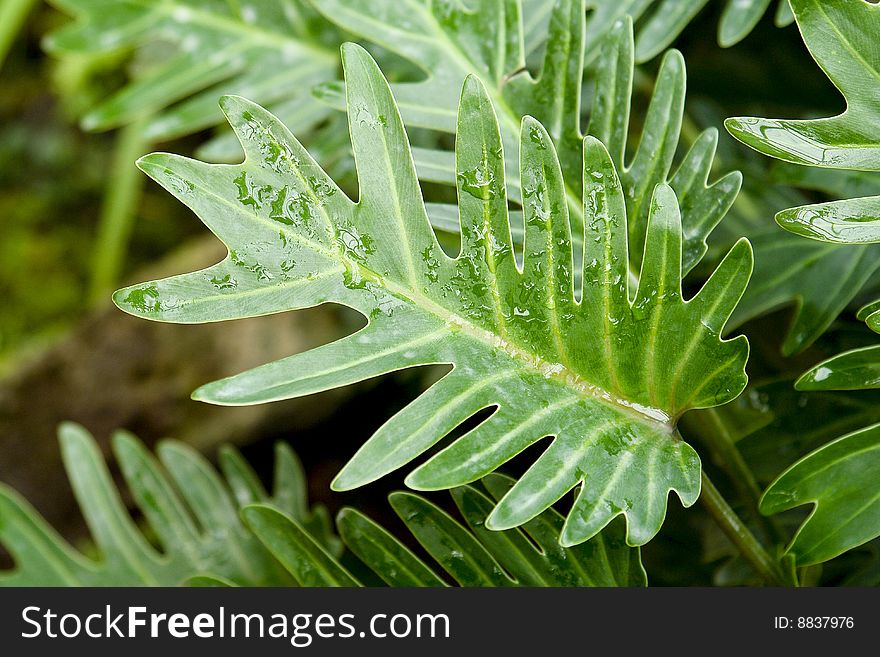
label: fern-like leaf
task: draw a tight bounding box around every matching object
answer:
[313,1,741,277]
[46,0,338,153]
[247,473,646,587]
[114,44,753,546]
[0,424,333,586]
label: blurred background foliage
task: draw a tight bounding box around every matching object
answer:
[1,0,880,585]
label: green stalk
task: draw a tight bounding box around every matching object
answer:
[0,0,38,71]
[700,471,791,586]
[89,117,151,304]
[701,408,787,544]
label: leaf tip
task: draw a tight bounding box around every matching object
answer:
[57,421,89,446]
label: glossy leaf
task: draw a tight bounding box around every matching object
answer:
[114,44,753,547]
[0,424,322,586]
[797,346,880,391]
[336,508,448,587]
[776,197,880,244]
[719,380,880,483]
[709,140,880,354]
[312,2,740,277]
[727,0,880,170]
[728,228,880,355]
[761,424,880,565]
[726,0,880,245]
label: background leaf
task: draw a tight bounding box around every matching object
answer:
[761,424,880,565]
[0,423,319,585]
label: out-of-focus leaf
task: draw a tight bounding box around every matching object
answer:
[0,424,314,586]
[46,0,338,155]
[728,228,880,355]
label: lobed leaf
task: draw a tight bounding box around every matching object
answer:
[726,0,880,245]
[47,0,338,153]
[312,1,741,278]
[0,424,318,586]
[761,424,880,565]
[115,44,753,546]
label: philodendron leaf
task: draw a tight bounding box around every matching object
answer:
[242,506,361,586]
[312,1,740,277]
[115,44,753,546]
[727,227,880,355]
[246,475,645,587]
[726,0,880,244]
[452,474,646,586]
[629,0,794,60]
[797,346,880,391]
[761,424,880,565]
[46,0,338,150]
[727,0,880,169]
[336,507,449,587]
[0,424,324,586]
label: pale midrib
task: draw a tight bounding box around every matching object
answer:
[182,172,674,430]
[644,229,669,409]
[541,166,571,371]
[362,70,421,289]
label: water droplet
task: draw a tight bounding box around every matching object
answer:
[458,166,497,200]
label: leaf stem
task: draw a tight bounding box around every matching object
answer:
[701,408,787,544]
[700,471,791,586]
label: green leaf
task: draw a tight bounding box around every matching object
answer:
[726,0,880,245]
[115,44,753,546]
[46,0,337,150]
[776,197,880,244]
[797,346,880,390]
[721,380,880,483]
[727,0,880,170]
[242,505,362,586]
[629,0,793,60]
[186,574,237,587]
[246,478,644,587]
[718,0,774,48]
[389,491,516,586]
[312,2,740,277]
[728,228,880,356]
[455,474,646,585]
[336,507,448,587]
[761,424,880,565]
[0,423,317,586]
